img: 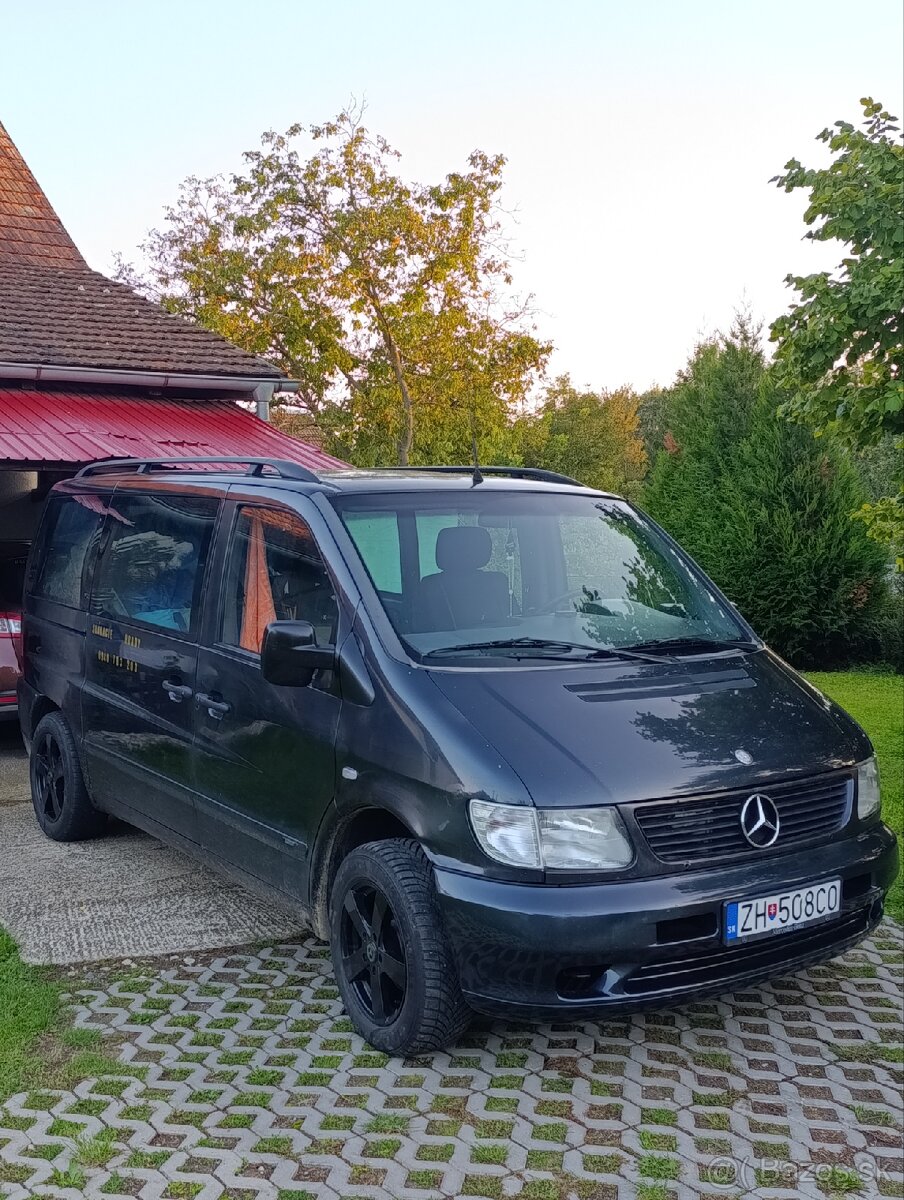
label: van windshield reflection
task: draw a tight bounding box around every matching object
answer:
[334,493,747,663]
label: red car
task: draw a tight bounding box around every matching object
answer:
[0,542,28,719]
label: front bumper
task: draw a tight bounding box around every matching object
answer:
[434,823,898,1018]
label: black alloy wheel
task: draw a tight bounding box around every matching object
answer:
[29,712,105,842]
[330,838,472,1054]
[339,883,408,1025]
[32,729,65,824]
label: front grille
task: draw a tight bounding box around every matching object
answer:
[633,772,853,865]
[621,905,872,996]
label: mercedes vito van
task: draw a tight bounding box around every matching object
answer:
[19,458,898,1053]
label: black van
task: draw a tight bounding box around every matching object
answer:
[19,458,898,1053]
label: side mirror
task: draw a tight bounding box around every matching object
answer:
[260,620,336,687]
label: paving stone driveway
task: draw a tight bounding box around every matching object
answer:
[1,925,902,1200]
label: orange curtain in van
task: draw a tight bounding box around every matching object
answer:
[239,515,277,652]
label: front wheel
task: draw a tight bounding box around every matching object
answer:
[330,839,471,1054]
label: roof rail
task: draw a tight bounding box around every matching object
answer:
[74,456,322,483]
[376,465,584,486]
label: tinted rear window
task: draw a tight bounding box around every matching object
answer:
[27,493,107,609]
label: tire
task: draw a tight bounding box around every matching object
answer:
[30,712,105,842]
[330,838,472,1055]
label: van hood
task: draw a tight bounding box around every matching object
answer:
[428,649,871,807]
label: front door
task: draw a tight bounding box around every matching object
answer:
[193,499,342,897]
[82,486,220,840]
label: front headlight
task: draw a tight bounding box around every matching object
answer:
[469,800,541,869]
[857,758,881,819]
[469,800,633,870]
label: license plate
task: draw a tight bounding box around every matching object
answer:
[725,879,841,942]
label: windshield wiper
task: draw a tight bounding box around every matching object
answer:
[621,636,760,656]
[424,637,666,663]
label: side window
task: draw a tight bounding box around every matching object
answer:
[28,493,106,608]
[91,492,219,635]
[221,506,339,654]
[343,512,402,595]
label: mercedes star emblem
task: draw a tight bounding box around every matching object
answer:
[740,793,781,848]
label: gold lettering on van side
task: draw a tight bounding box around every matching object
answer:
[123,634,141,648]
[92,624,113,639]
[95,650,139,673]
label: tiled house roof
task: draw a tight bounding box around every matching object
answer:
[0,120,284,381]
[0,121,86,269]
[0,265,283,377]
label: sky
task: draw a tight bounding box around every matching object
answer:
[3,0,902,393]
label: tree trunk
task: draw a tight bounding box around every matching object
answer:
[390,346,414,465]
[362,280,414,465]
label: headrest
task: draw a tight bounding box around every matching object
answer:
[435,524,492,572]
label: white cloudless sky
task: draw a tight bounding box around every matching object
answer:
[2,0,902,392]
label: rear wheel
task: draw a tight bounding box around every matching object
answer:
[330,838,471,1054]
[30,712,105,841]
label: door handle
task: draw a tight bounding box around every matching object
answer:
[196,692,231,719]
[162,679,193,703]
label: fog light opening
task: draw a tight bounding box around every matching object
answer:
[656,911,719,944]
[556,965,610,1000]
[842,873,871,901]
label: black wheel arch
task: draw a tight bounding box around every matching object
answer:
[310,798,424,940]
[25,695,59,743]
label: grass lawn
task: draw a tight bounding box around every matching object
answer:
[0,933,141,1104]
[806,671,903,923]
[0,926,59,1100]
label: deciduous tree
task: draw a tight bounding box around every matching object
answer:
[769,99,903,562]
[118,108,550,466]
[512,376,647,497]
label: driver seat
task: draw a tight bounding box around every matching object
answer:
[414,525,510,632]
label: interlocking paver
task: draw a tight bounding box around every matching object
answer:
[1,922,902,1199]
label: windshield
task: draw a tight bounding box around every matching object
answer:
[334,491,748,662]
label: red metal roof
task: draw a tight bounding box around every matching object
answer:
[0,389,347,471]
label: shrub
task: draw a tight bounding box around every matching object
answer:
[642,323,889,667]
[866,574,904,672]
